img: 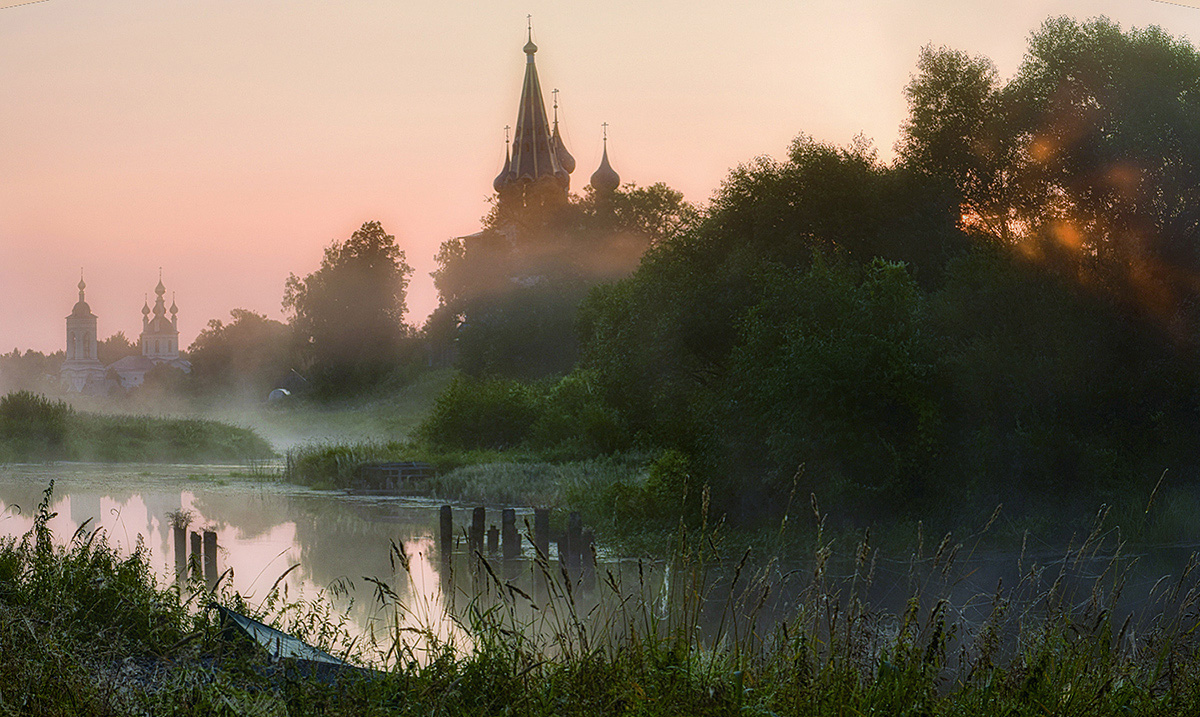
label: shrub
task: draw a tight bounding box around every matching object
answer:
[417,374,542,450]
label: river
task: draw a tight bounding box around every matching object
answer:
[3,462,1197,672]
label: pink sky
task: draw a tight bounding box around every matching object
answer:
[3,0,1199,354]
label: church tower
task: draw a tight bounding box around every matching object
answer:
[140,270,180,361]
[493,23,574,208]
[61,271,106,392]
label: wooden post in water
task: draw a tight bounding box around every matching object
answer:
[203,530,218,590]
[502,509,520,560]
[470,507,486,555]
[533,508,550,597]
[533,509,550,560]
[556,535,569,577]
[487,525,499,555]
[567,511,583,572]
[173,525,187,582]
[439,505,453,568]
[189,532,202,582]
[581,528,596,590]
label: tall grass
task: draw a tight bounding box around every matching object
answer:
[5,481,1200,715]
[0,391,276,463]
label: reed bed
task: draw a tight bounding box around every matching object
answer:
[3,482,1200,715]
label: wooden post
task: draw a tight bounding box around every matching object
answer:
[470,507,486,554]
[502,509,520,560]
[203,530,218,590]
[173,525,187,582]
[439,505,453,567]
[533,509,550,560]
[567,511,583,572]
[581,528,596,590]
[189,532,202,582]
[487,525,499,555]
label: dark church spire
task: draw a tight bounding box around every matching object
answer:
[494,20,572,201]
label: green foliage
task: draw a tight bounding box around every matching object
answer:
[188,308,295,397]
[96,331,140,366]
[284,220,415,394]
[725,259,940,512]
[0,391,72,461]
[0,392,274,463]
[432,183,696,380]
[455,283,587,379]
[417,374,542,451]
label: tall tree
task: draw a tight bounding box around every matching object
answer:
[284,221,414,391]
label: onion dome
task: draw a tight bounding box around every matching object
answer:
[170,293,178,315]
[494,142,513,193]
[71,271,93,317]
[142,296,151,317]
[590,131,620,196]
[551,90,575,174]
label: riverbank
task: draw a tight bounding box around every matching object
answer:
[4,483,1200,716]
[0,391,274,464]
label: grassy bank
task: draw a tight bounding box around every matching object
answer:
[0,391,275,463]
[5,483,1200,715]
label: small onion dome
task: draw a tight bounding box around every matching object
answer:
[72,275,91,316]
[524,38,537,54]
[142,297,151,316]
[590,144,620,195]
[155,278,166,296]
[494,147,512,193]
[169,295,178,315]
[553,129,576,174]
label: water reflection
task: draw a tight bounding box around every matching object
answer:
[3,463,1198,674]
[0,463,480,665]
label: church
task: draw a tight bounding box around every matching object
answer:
[59,272,192,394]
[491,25,621,210]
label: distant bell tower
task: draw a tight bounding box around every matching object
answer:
[61,270,106,392]
[492,20,574,208]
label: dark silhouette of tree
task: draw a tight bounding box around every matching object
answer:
[284,221,414,393]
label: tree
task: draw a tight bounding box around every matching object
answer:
[188,309,294,397]
[97,332,140,366]
[283,221,414,392]
[431,183,696,379]
[900,18,1200,325]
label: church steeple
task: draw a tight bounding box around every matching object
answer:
[494,20,572,203]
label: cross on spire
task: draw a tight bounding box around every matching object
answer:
[504,124,511,143]
[602,122,609,141]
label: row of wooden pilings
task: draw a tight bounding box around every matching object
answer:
[172,525,220,589]
[439,506,596,586]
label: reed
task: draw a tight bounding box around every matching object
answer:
[3,482,1200,715]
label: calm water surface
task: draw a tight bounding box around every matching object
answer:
[4,463,1198,669]
[0,463,510,660]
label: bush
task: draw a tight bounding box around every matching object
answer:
[417,375,542,450]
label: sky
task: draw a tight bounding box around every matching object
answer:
[3,0,1200,354]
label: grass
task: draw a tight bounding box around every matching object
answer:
[0,390,276,464]
[5,481,1200,715]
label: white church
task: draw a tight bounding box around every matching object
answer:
[60,272,192,393]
